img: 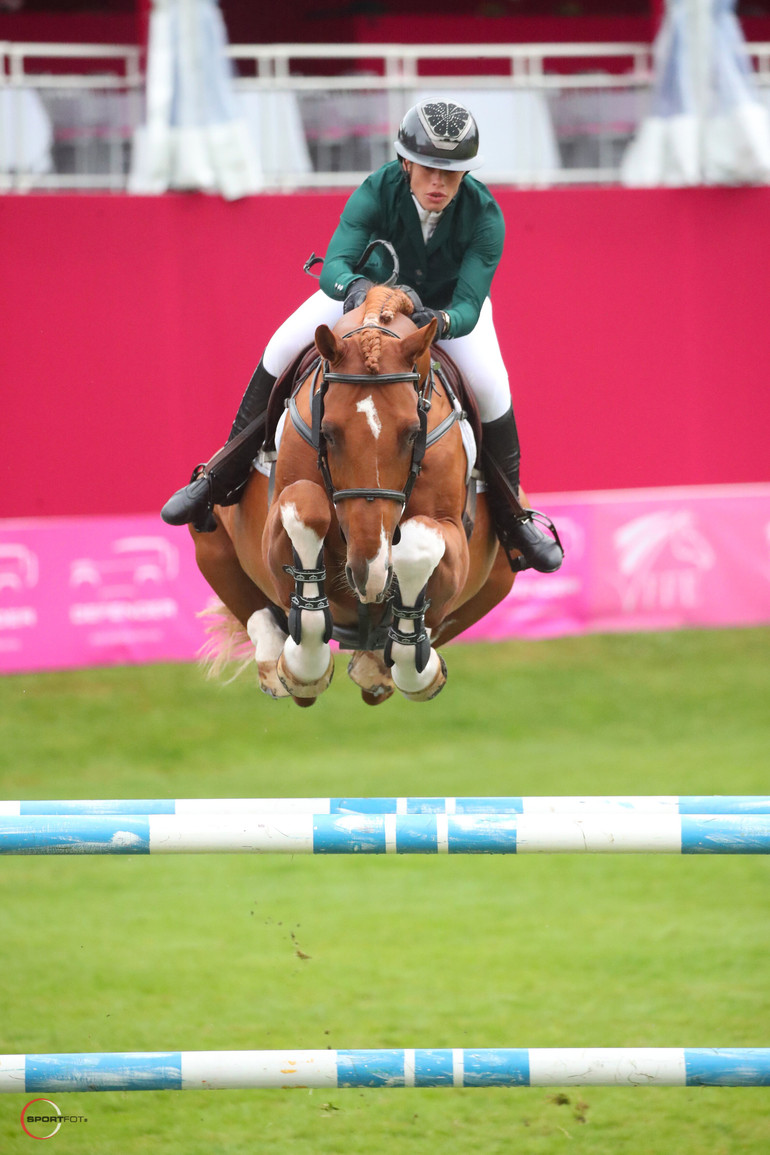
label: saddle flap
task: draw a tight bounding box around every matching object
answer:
[431,346,483,467]
[264,344,320,452]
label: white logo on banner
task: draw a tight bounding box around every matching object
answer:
[0,544,39,636]
[0,544,39,592]
[68,536,180,638]
[613,510,715,612]
[69,536,179,597]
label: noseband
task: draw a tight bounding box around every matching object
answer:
[288,323,460,520]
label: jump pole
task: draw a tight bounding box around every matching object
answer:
[2,1049,769,1091]
[3,795,769,816]
[2,812,770,855]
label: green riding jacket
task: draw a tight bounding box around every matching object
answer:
[318,160,505,339]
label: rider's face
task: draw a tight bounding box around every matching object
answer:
[405,162,464,213]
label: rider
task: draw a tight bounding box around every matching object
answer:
[161,99,563,573]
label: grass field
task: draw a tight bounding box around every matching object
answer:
[1,627,769,1153]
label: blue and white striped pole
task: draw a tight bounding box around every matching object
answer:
[2,1049,769,1092]
[2,795,768,816]
[1,812,770,854]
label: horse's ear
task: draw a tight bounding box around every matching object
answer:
[399,316,438,363]
[315,324,345,364]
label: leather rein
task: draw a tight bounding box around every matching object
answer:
[287,322,462,521]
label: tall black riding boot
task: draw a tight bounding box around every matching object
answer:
[481,408,564,574]
[161,360,277,532]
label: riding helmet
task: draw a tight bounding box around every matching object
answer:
[394,99,483,171]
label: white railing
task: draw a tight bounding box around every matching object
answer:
[1,38,767,192]
[0,42,143,190]
[228,42,653,189]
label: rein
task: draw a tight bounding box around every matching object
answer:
[288,322,461,519]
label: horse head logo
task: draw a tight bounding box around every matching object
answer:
[612,510,716,613]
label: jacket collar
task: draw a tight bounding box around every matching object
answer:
[399,181,460,256]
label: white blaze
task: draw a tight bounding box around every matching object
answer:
[356,395,382,440]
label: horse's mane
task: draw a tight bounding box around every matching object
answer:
[359,286,414,373]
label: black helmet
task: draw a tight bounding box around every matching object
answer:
[394,100,483,171]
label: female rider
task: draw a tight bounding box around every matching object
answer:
[162,99,562,573]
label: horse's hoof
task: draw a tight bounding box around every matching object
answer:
[397,653,448,702]
[276,651,335,702]
[257,660,291,699]
[347,651,394,705]
[361,690,388,706]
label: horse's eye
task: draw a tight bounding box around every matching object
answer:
[321,425,336,447]
[406,427,420,446]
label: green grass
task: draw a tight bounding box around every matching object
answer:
[1,628,769,1153]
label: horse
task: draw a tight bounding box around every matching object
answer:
[192,285,517,706]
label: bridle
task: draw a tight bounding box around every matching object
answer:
[288,323,461,523]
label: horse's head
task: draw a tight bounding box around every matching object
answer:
[314,287,437,603]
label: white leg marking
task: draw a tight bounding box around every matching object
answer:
[389,519,447,697]
[246,608,287,662]
[279,501,331,684]
[280,502,324,563]
[355,394,382,440]
[392,519,446,603]
[246,608,290,698]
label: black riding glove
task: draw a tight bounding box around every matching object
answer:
[395,284,423,313]
[411,306,450,340]
[343,278,374,313]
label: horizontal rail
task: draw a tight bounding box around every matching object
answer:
[1,41,141,58]
[227,41,652,60]
[230,72,651,92]
[2,1049,769,1092]
[3,795,768,815]
[1,813,769,855]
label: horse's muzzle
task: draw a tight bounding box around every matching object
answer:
[345,561,394,605]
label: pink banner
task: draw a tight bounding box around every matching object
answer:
[0,517,211,674]
[1,484,769,675]
[461,483,770,641]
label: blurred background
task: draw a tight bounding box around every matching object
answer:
[1,14,769,1151]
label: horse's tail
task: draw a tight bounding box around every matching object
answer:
[197,598,253,683]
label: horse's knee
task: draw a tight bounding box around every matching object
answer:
[391,517,446,600]
[278,482,332,548]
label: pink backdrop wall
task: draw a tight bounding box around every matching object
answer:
[3,186,769,522]
[3,484,769,675]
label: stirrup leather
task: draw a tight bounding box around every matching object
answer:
[187,465,217,533]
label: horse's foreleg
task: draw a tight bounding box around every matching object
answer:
[267,482,335,705]
[388,517,451,702]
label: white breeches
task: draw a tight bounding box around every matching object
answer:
[262,291,512,424]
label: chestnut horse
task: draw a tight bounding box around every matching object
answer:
[192,286,516,705]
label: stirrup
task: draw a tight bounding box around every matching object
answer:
[502,508,564,574]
